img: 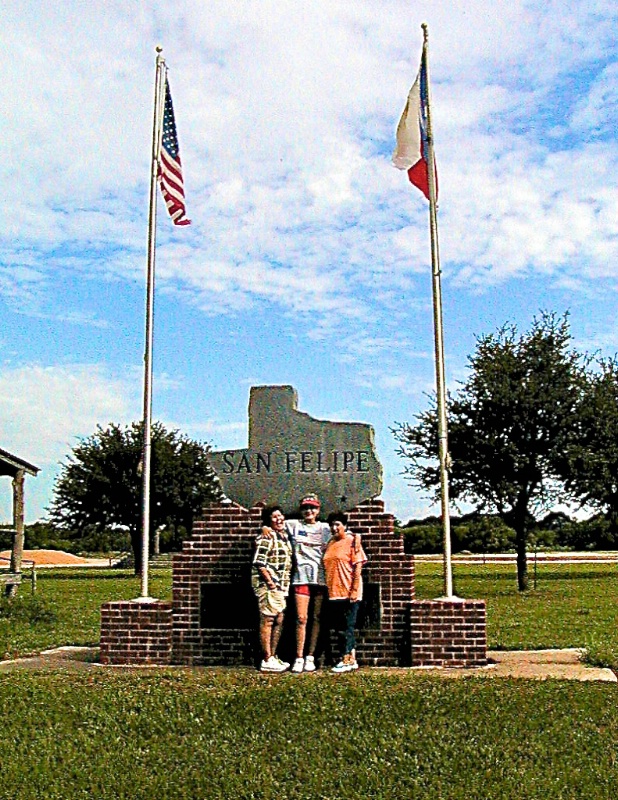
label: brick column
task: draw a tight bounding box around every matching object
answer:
[100,599,173,665]
[409,599,487,668]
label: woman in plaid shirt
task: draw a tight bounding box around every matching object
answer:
[252,505,293,672]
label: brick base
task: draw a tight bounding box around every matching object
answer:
[172,499,415,667]
[409,599,487,668]
[100,599,173,665]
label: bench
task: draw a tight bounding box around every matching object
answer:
[0,556,36,593]
[0,571,22,587]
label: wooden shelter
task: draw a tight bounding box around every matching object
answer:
[0,447,39,595]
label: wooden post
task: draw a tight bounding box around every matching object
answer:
[7,469,25,598]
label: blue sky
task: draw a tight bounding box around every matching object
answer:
[1,0,617,524]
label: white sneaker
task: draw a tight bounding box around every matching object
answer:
[331,654,356,673]
[291,657,305,673]
[260,656,288,672]
[275,657,290,670]
[304,655,316,672]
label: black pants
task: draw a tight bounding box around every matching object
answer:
[329,599,360,658]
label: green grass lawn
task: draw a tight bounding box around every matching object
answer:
[1,563,618,799]
[0,569,171,660]
[0,670,617,799]
[2,561,617,665]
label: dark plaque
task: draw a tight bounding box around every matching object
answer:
[357,583,381,630]
[200,582,257,629]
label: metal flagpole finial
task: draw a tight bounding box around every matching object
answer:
[156,45,163,54]
[421,22,429,40]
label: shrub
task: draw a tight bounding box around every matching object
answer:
[0,594,57,625]
[400,523,442,554]
[400,515,516,554]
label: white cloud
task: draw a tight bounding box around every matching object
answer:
[0,364,138,521]
[2,0,617,330]
[571,60,618,136]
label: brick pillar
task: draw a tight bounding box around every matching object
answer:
[100,599,173,665]
[409,599,487,668]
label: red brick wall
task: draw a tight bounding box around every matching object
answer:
[100,600,173,665]
[347,500,415,666]
[172,499,416,667]
[172,502,261,666]
[409,599,487,668]
[98,504,488,669]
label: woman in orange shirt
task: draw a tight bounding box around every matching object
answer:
[323,511,367,673]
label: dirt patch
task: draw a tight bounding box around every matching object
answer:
[0,550,111,567]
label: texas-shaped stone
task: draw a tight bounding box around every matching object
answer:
[209,385,383,516]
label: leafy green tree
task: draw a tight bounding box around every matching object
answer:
[456,515,516,554]
[393,313,586,590]
[563,357,618,536]
[49,422,222,573]
[558,515,615,550]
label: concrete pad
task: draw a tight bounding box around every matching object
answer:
[418,648,617,682]
[0,646,99,672]
[1,646,616,681]
[486,648,617,682]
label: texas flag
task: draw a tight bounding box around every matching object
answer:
[392,52,437,201]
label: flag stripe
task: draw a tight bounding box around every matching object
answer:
[158,78,191,226]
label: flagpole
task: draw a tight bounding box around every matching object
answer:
[422,23,454,599]
[140,46,166,599]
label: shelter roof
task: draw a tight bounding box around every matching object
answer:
[0,447,39,478]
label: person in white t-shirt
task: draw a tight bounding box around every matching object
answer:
[284,494,331,673]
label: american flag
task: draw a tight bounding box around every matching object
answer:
[158,78,190,226]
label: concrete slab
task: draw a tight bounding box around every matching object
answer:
[418,648,617,682]
[0,646,98,672]
[1,646,615,681]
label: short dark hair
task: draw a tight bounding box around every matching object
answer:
[327,511,348,526]
[261,505,283,526]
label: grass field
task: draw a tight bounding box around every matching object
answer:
[2,561,616,665]
[0,562,617,799]
[0,569,171,660]
[1,670,617,799]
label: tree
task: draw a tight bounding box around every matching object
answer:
[393,313,586,590]
[49,422,222,574]
[563,357,618,536]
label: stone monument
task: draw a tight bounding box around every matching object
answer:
[100,385,486,669]
[209,385,383,515]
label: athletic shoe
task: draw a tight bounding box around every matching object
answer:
[304,655,316,672]
[275,657,290,670]
[291,657,305,673]
[331,654,357,673]
[260,656,288,672]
